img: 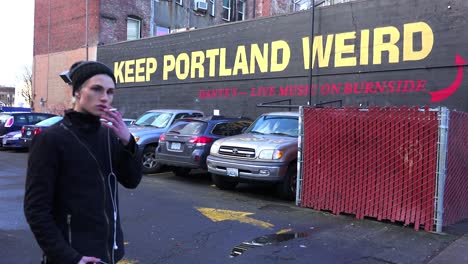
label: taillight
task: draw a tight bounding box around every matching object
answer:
[34,128,42,135]
[159,134,166,142]
[4,117,13,127]
[21,127,25,135]
[189,136,213,145]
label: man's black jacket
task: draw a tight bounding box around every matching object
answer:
[24,111,142,264]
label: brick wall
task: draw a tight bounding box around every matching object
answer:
[34,0,100,56]
[100,0,152,45]
[33,48,96,114]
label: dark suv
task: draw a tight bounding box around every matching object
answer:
[0,112,56,147]
[129,109,204,174]
[155,116,252,176]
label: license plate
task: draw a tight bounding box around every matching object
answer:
[27,131,31,136]
[226,168,239,177]
[170,142,181,150]
[2,138,7,145]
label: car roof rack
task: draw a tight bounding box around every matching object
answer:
[177,115,252,122]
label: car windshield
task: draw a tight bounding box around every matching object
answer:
[134,112,173,128]
[123,119,135,126]
[245,115,298,137]
[34,116,63,126]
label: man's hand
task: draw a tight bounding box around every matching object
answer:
[101,108,131,145]
[78,255,101,264]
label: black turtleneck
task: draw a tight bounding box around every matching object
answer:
[64,110,101,132]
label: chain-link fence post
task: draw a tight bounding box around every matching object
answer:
[434,107,450,233]
[296,106,305,206]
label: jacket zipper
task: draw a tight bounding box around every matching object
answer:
[61,124,112,261]
[67,214,72,245]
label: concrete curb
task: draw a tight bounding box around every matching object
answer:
[428,234,468,264]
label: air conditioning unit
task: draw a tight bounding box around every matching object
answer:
[194,0,208,12]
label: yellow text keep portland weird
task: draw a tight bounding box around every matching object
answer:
[114,22,433,84]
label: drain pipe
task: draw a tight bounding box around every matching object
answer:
[307,0,325,106]
[150,0,155,36]
[435,107,449,233]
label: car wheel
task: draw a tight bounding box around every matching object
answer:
[142,145,160,174]
[172,167,191,177]
[277,165,297,201]
[211,173,238,190]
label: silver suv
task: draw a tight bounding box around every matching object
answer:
[207,112,299,200]
[129,109,204,173]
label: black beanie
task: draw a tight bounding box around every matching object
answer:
[67,61,116,96]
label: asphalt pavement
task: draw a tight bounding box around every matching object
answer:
[1,149,467,264]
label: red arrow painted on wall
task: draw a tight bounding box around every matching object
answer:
[429,54,467,103]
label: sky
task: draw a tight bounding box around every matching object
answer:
[0,0,34,87]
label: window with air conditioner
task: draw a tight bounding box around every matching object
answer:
[194,0,208,12]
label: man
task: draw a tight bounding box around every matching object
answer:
[24,61,142,264]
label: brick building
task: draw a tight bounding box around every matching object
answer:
[33,0,352,113]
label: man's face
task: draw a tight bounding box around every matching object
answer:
[74,74,115,116]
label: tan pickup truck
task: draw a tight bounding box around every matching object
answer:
[206,112,299,200]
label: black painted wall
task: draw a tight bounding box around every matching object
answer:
[98,0,468,119]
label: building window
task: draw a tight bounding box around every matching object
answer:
[156,26,170,36]
[176,0,183,6]
[209,0,215,16]
[222,0,231,21]
[322,0,353,7]
[127,17,141,40]
[293,0,310,11]
[236,0,245,21]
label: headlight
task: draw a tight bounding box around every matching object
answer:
[13,133,21,138]
[258,149,283,160]
[134,136,140,143]
[210,142,221,154]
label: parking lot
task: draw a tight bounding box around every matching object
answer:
[2,149,468,263]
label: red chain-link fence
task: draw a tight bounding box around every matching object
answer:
[443,111,468,226]
[298,106,445,231]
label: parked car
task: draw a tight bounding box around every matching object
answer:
[206,112,299,200]
[1,130,23,149]
[129,109,204,174]
[20,116,64,149]
[0,112,56,147]
[156,116,253,176]
[123,118,136,127]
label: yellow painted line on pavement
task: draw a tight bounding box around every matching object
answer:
[117,259,138,264]
[144,172,168,176]
[276,228,292,234]
[196,207,274,229]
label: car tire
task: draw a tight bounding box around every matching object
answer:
[211,173,238,190]
[172,167,191,177]
[277,165,297,201]
[142,145,160,174]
